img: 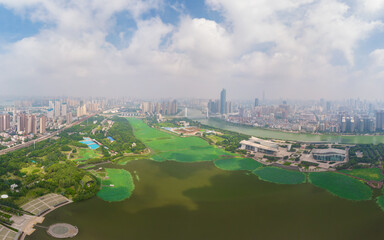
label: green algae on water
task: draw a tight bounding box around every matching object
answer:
[97,168,135,202]
[309,172,372,201]
[214,158,263,171]
[252,167,306,184]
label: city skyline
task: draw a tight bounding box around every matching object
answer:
[0,0,384,99]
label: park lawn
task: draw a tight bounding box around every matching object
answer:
[339,168,384,181]
[127,118,235,162]
[206,135,225,143]
[97,168,135,202]
[309,172,372,201]
[128,118,175,141]
[20,165,43,175]
[214,158,263,171]
[253,167,306,184]
[73,148,102,162]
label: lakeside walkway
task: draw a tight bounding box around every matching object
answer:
[17,194,73,240]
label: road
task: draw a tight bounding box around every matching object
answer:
[0,114,96,156]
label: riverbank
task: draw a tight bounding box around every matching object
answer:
[214,118,384,137]
[198,118,384,144]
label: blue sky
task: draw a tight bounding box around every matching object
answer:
[0,0,223,47]
[0,7,42,42]
[0,0,384,99]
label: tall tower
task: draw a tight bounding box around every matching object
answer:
[40,116,47,134]
[254,98,259,107]
[220,89,227,115]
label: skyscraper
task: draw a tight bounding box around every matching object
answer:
[220,89,227,115]
[254,98,259,107]
[40,116,47,134]
[0,115,3,132]
[0,114,11,132]
[66,112,73,124]
[54,101,61,118]
[61,103,67,116]
[376,111,384,131]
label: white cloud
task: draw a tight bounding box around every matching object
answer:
[0,0,383,99]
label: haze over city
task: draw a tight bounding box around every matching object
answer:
[1,0,384,99]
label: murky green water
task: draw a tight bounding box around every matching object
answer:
[28,160,384,240]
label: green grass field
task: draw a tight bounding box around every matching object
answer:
[252,167,306,184]
[214,158,263,171]
[74,148,101,161]
[206,135,225,143]
[339,168,384,181]
[127,118,235,162]
[20,165,43,175]
[309,172,372,201]
[97,168,135,202]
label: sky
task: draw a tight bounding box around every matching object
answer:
[0,0,384,100]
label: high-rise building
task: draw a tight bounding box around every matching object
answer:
[208,100,215,114]
[227,101,232,114]
[141,102,152,114]
[77,103,87,117]
[376,111,384,131]
[40,116,47,134]
[17,114,27,133]
[61,103,67,116]
[26,115,34,134]
[54,101,61,118]
[66,112,73,124]
[0,116,3,132]
[341,116,355,133]
[326,101,331,112]
[0,114,11,132]
[220,89,227,115]
[47,108,54,119]
[254,98,259,107]
[171,100,177,115]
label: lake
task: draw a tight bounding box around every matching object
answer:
[27,160,384,240]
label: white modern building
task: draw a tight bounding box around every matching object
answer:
[240,137,279,155]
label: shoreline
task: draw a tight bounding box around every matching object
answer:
[209,118,384,138]
[18,200,73,240]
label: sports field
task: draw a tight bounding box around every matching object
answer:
[97,168,135,202]
[252,167,306,184]
[214,158,263,171]
[127,118,235,162]
[339,168,384,181]
[309,172,372,201]
[74,148,101,161]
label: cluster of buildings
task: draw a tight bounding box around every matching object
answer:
[213,97,384,134]
[240,136,347,170]
[141,100,178,115]
[207,89,232,115]
[0,97,106,149]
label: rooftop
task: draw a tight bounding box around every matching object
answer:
[312,148,346,155]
